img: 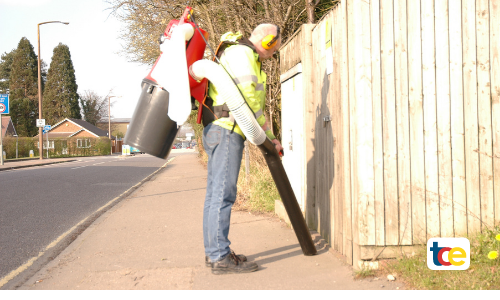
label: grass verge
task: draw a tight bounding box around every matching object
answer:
[372,227,500,290]
[234,142,279,213]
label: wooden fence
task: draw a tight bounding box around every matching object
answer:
[279,0,499,266]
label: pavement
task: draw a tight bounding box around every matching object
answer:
[3,152,405,290]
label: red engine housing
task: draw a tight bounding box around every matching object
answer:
[144,7,208,108]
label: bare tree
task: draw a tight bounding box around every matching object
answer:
[79,90,109,126]
[105,0,338,138]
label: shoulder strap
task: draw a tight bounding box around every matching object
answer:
[214,37,257,61]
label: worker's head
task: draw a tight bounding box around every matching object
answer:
[249,24,281,61]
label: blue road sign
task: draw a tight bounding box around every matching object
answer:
[43,125,51,133]
[0,94,9,114]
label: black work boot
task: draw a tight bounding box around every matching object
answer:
[205,251,247,267]
[211,251,258,275]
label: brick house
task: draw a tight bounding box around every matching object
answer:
[37,118,115,154]
[1,116,17,137]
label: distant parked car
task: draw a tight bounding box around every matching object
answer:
[130,146,143,154]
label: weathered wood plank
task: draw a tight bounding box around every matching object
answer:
[380,0,398,246]
[421,0,440,239]
[394,0,411,245]
[341,0,353,262]
[300,25,317,229]
[463,0,481,234]
[449,0,467,237]
[331,5,344,254]
[370,0,385,247]
[408,0,426,244]
[312,21,330,242]
[352,0,375,246]
[491,0,500,226]
[435,0,454,237]
[280,28,304,73]
[476,0,494,230]
[348,0,359,250]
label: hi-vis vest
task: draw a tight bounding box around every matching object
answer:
[208,32,275,141]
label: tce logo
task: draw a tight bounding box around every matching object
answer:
[427,238,470,270]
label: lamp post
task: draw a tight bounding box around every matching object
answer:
[13,134,18,159]
[38,21,69,160]
[108,95,121,155]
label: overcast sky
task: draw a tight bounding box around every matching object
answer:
[0,0,152,121]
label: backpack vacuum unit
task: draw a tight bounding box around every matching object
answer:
[125,7,316,256]
[124,7,208,159]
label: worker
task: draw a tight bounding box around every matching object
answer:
[203,23,284,275]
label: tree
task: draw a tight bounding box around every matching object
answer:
[105,0,338,139]
[9,37,40,137]
[43,43,81,125]
[0,49,15,94]
[79,90,109,126]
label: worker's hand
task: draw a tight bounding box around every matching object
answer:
[272,139,284,156]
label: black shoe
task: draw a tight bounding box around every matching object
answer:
[205,251,247,267]
[211,251,258,275]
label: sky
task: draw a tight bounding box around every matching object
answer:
[0,0,152,121]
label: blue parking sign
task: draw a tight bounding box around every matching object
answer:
[0,94,9,114]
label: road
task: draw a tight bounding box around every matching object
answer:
[0,153,173,281]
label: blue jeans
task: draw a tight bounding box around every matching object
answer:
[203,123,244,262]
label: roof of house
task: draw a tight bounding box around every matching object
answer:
[38,118,115,139]
[67,118,112,137]
[1,116,16,137]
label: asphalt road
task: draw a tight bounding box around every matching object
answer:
[0,153,171,280]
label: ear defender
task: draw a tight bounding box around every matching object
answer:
[262,25,280,50]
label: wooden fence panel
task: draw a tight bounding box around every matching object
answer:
[435,0,454,237]
[301,25,317,229]
[449,0,467,237]
[463,0,481,234]
[476,0,494,230]
[351,0,375,246]
[422,0,440,239]
[340,0,353,262]
[312,22,330,242]
[331,5,344,254]
[370,0,385,246]
[394,0,411,245]
[380,0,399,246]
[491,0,500,226]
[407,0,426,244]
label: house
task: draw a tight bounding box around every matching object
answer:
[1,116,17,137]
[97,118,131,140]
[36,118,116,154]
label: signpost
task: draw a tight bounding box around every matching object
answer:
[43,125,51,158]
[0,94,9,165]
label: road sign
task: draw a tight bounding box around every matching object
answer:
[0,94,9,114]
[36,119,46,127]
[43,125,51,133]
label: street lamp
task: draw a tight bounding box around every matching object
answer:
[13,134,18,159]
[108,95,121,155]
[38,21,69,160]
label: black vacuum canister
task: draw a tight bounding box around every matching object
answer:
[124,79,179,159]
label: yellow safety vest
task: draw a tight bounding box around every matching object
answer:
[208,32,275,141]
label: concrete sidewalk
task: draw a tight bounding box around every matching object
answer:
[18,152,404,290]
